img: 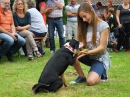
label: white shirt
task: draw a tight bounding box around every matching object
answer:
[27,8,47,33]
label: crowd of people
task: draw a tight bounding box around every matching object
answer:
[0,0,130,86]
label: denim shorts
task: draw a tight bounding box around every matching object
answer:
[79,55,105,77]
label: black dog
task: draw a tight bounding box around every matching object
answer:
[32,39,80,94]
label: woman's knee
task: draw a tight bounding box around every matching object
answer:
[86,72,100,86]
[19,30,32,37]
[86,78,98,86]
[25,30,32,36]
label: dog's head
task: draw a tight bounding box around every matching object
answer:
[65,39,83,56]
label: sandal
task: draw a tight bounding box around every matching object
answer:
[34,51,42,57]
[28,57,34,61]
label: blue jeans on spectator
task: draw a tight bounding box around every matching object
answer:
[0,33,25,56]
[48,18,65,52]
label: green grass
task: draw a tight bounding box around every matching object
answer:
[0,38,130,97]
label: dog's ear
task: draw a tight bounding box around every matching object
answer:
[73,41,80,57]
[74,41,79,50]
[65,39,71,43]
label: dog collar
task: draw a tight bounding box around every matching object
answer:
[64,42,74,52]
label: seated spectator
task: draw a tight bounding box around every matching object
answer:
[27,0,47,38]
[12,0,42,61]
[107,8,118,52]
[0,0,25,61]
[108,8,118,52]
[27,0,48,54]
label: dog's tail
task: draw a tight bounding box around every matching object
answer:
[32,83,49,94]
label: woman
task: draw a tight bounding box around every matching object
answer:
[36,0,52,25]
[12,0,42,61]
[116,0,130,52]
[36,0,47,25]
[103,0,113,21]
[70,3,111,86]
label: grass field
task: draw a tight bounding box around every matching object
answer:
[0,38,130,97]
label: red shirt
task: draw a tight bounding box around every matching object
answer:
[39,2,47,25]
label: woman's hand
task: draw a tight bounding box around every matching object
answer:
[118,23,122,28]
[30,32,35,37]
[16,26,25,31]
[77,50,89,59]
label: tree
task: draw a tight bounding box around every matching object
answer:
[63,0,68,24]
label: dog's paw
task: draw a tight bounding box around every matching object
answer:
[64,83,69,87]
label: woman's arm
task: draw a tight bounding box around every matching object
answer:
[88,28,109,54]
[16,25,31,31]
[54,0,64,9]
[78,28,109,59]
[40,6,53,14]
[116,10,122,28]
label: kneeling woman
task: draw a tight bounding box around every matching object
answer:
[12,0,42,61]
[70,3,111,86]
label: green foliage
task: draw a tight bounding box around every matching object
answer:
[10,0,15,9]
[62,0,68,24]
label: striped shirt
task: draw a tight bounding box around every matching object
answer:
[0,7,14,32]
[46,0,64,18]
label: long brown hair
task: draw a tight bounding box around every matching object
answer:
[77,3,99,47]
